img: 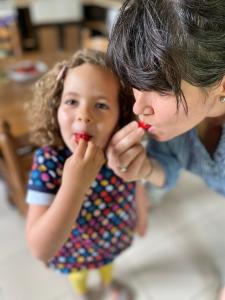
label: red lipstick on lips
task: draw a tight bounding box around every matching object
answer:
[74,132,92,143]
[138,120,151,131]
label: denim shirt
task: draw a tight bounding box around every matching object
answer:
[146,124,225,197]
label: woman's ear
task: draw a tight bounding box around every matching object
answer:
[222,75,225,91]
[219,76,225,103]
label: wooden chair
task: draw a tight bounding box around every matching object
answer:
[0,118,35,216]
[81,28,108,52]
[0,15,22,57]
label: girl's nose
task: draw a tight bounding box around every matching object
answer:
[77,106,92,123]
[133,89,154,116]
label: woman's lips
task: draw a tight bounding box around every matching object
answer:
[74,132,92,143]
[147,125,156,134]
[138,120,151,131]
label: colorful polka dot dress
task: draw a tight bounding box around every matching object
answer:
[26,146,136,274]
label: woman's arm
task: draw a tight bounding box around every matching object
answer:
[26,140,105,262]
[135,182,150,237]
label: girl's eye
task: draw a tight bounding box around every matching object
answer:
[64,99,78,105]
[95,102,109,110]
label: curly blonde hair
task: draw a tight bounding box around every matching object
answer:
[27,49,135,147]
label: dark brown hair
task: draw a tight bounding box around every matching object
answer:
[107,0,225,112]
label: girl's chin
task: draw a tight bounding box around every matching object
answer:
[66,142,76,153]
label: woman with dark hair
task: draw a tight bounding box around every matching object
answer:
[106,0,225,298]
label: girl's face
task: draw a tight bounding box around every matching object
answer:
[57,63,120,152]
[133,80,224,141]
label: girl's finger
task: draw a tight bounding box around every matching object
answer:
[74,139,88,158]
[84,141,97,159]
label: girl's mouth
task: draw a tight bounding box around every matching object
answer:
[74,132,92,143]
[138,120,151,131]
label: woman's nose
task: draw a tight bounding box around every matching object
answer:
[133,89,154,116]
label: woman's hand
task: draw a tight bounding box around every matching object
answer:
[62,139,105,194]
[106,121,151,182]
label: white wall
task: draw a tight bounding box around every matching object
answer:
[29,0,83,24]
[0,1,16,18]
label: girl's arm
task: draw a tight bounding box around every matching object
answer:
[26,140,105,262]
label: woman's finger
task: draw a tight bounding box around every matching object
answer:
[110,121,138,146]
[123,150,147,181]
[107,126,144,165]
[112,127,145,154]
[118,144,144,169]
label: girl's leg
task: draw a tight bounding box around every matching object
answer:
[68,269,88,296]
[99,263,133,300]
[99,263,114,286]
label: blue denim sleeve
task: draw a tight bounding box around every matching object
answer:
[146,137,182,193]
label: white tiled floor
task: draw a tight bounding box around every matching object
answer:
[0,171,225,300]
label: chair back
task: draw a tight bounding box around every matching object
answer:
[81,28,108,52]
[0,118,35,215]
[0,15,22,57]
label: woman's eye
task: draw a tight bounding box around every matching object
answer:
[158,92,168,96]
[65,99,78,105]
[158,90,173,97]
[96,103,109,110]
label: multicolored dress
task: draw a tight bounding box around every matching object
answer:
[26,146,136,274]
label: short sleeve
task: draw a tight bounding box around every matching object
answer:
[26,146,65,205]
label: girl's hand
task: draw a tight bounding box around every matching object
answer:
[106,121,150,182]
[62,139,105,194]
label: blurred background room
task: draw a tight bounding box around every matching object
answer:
[0,0,119,215]
[0,1,225,300]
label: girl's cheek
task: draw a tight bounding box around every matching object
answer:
[57,109,68,126]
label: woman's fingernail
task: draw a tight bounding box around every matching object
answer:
[138,127,145,134]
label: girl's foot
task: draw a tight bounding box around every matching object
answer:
[75,294,89,300]
[75,290,96,300]
[101,281,134,300]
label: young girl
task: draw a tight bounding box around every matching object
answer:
[25,49,149,300]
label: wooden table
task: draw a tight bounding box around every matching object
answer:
[0,51,72,136]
